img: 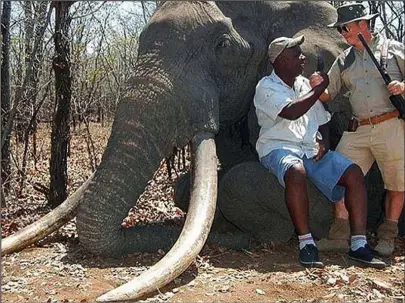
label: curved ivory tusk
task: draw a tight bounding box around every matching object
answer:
[96,132,218,302]
[1,174,94,255]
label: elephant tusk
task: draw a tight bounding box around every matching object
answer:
[1,174,94,255]
[96,132,218,302]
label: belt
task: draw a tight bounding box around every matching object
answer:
[359,109,400,126]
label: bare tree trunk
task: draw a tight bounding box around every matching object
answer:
[1,1,12,196]
[18,1,49,193]
[1,185,6,208]
[29,1,48,155]
[15,2,35,142]
[19,80,51,194]
[1,1,52,151]
[49,1,75,208]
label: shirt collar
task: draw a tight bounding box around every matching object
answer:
[371,32,383,50]
[352,32,382,55]
[270,70,294,89]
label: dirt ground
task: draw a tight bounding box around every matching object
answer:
[2,123,404,303]
[2,232,405,303]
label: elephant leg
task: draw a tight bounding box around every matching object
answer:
[217,162,334,243]
[174,172,239,234]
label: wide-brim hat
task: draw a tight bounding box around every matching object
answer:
[328,3,379,28]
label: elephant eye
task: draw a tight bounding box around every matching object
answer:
[217,39,231,48]
[216,34,231,49]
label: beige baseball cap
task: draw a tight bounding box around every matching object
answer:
[268,35,305,64]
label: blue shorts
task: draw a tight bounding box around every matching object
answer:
[261,149,353,202]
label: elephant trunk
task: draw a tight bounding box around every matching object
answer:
[97,132,217,302]
[76,85,186,255]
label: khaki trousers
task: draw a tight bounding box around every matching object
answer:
[336,118,404,191]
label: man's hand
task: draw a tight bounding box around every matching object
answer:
[388,80,405,95]
[310,72,331,102]
[313,140,329,162]
[309,72,323,88]
[309,71,329,89]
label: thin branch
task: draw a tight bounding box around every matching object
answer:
[70,1,107,20]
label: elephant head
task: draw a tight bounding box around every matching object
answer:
[3,1,347,301]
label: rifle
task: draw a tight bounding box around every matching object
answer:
[357,33,405,120]
[316,46,325,72]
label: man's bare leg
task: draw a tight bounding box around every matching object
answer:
[284,164,310,235]
[384,190,404,221]
[337,164,367,235]
[284,164,323,268]
[338,164,385,268]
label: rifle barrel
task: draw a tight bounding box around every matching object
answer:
[357,33,405,119]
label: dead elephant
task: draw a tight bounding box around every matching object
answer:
[3,1,402,302]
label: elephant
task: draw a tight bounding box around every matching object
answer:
[3,1,401,302]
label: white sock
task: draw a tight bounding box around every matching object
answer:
[350,235,367,251]
[298,233,316,250]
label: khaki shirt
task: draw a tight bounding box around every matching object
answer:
[328,34,405,119]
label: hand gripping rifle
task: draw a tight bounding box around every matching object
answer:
[357,33,405,120]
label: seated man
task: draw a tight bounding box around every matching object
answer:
[253,35,385,268]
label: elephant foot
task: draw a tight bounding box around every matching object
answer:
[316,218,350,252]
[316,239,349,252]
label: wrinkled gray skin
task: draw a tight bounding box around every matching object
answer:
[76,1,396,258]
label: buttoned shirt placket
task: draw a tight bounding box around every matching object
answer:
[362,49,375,127]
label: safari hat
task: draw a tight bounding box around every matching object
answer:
[328,3,379,28]
[268,35,304,64]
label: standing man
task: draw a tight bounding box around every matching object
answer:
[254,35,385,268]
[310,3,405,256]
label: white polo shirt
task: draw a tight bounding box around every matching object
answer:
[254,71,331,159]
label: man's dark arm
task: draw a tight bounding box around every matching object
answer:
[279,73,329,120]
[278,86,327,120]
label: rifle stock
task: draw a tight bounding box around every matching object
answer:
[357,33,405,119]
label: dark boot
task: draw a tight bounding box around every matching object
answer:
[375,220,398,256]
[317,218,350,252]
